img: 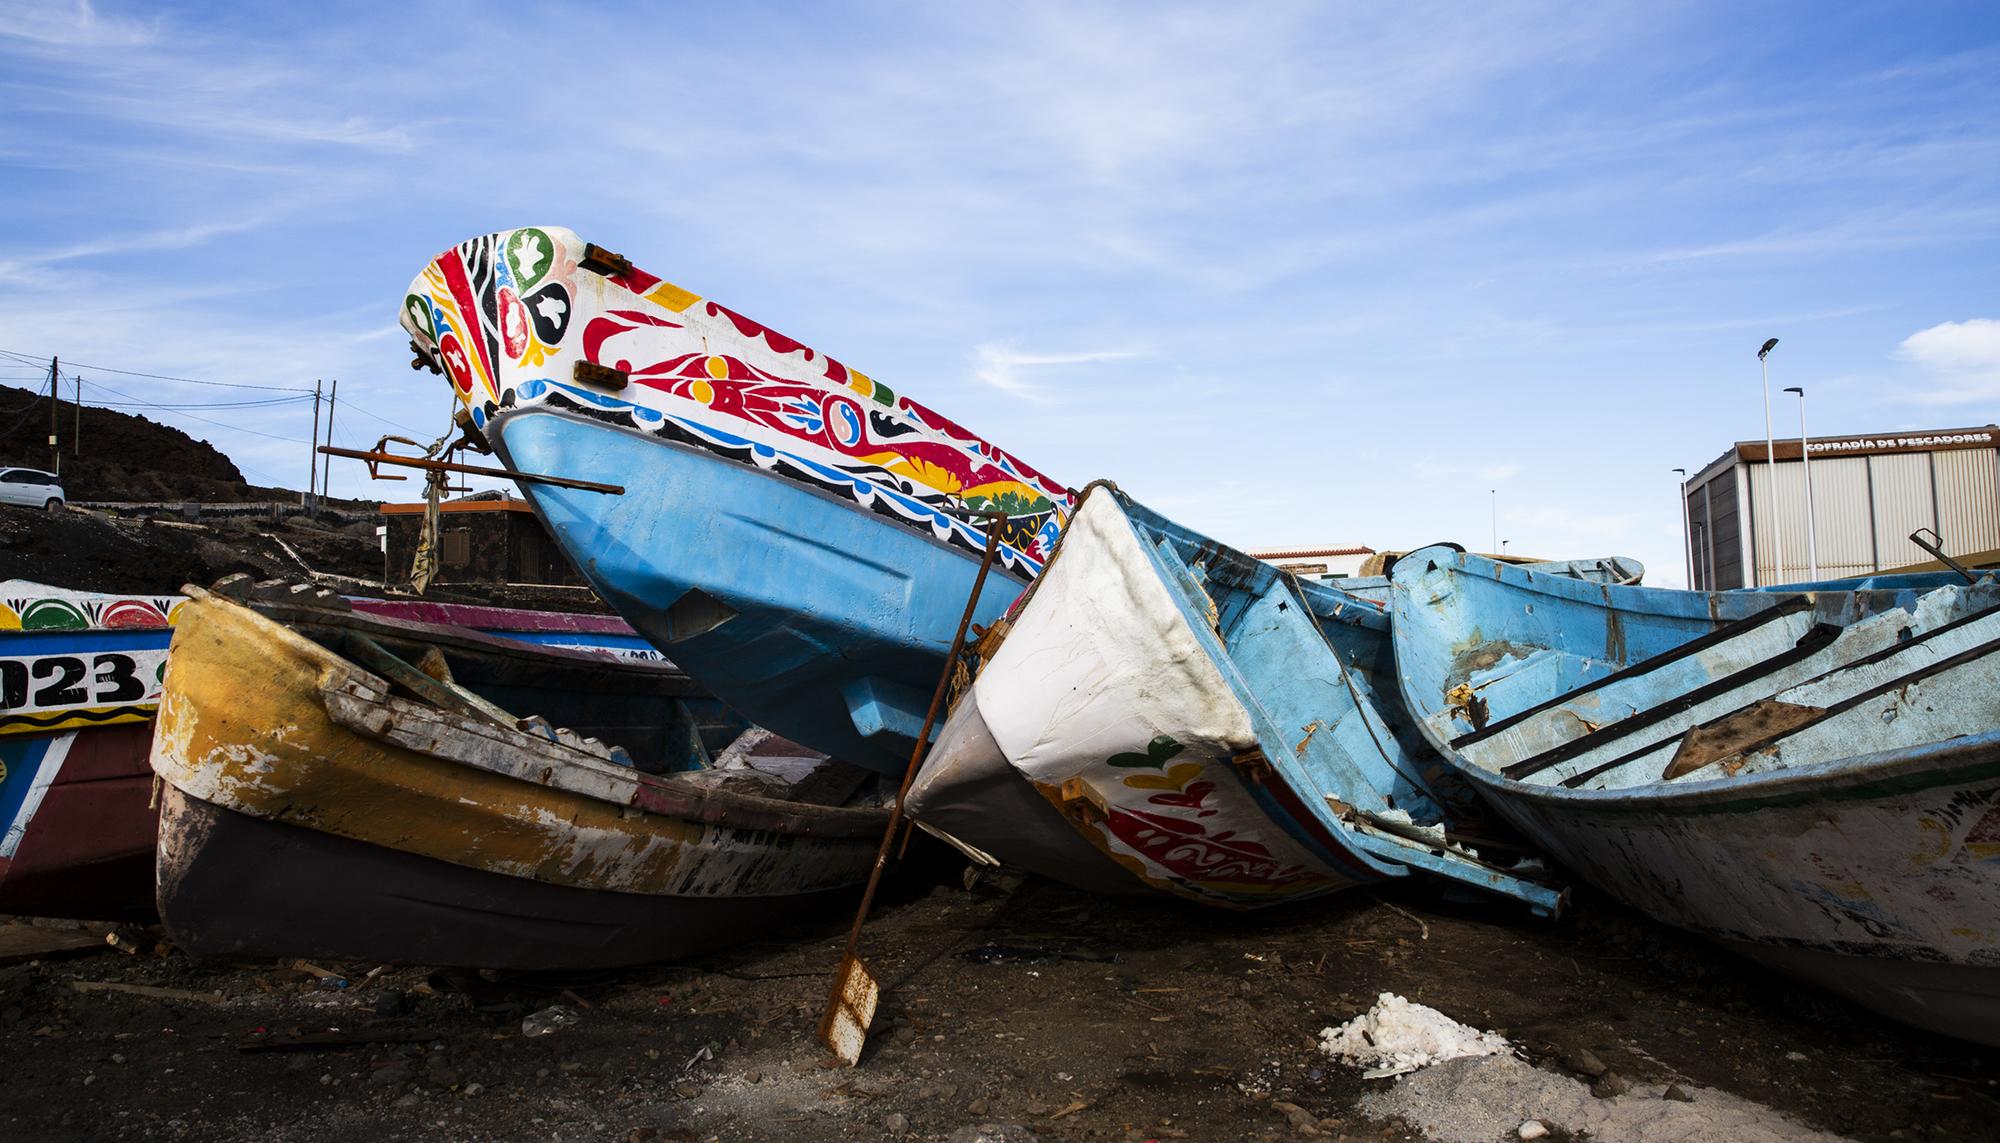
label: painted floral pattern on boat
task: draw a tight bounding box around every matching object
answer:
[402,227,1073,576]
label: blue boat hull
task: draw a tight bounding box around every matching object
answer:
[493,406,1024,771]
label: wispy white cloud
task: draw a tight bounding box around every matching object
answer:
[0,0,156,49]
[969,344,1137,400]
[0,217,272,282]
[1900,318,2000,404]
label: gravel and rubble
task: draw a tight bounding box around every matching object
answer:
[3,873,1996,1143]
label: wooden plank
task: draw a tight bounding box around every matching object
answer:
[338,631,520,727]
[70,980,224,1004]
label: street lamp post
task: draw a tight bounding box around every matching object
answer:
[1758,338,1784,586]
[1674,468,1691,588]
[1784,385,1817,580]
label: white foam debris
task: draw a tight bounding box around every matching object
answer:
[1318,992,1511,1078]
[1359,1053,1851,1143]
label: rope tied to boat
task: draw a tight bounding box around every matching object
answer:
[406,429,454,595]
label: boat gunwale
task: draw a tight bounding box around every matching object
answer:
[172,588,891,840]
[1461,721,2000,818]
[252,596,701,684]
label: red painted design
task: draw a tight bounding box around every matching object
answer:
[1091,776,1334,894]
[499,288,529,359]
[99,601,171,629]
[436,252,495,398]
[439,333,474,394]
[704,302,813,360]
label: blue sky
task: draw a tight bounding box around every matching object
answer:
[2,1,1996,585]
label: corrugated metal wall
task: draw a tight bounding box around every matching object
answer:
[1746,462,1805,585]
[1699,443,1998,585]
[1935,448,2000,554]
[1805,457,1875,579]
[1869,453,1937,571]
[1686,467,1743,589]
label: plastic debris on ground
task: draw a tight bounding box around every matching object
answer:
[1318,991,1510,1078]
[520,1004,579,1037]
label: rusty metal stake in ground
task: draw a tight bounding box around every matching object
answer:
[818,510,1009,1065]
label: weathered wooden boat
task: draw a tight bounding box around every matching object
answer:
[1,582,181,919]
[0,578,722,922]
[1389,545,2000,1043]
[400,227,1073,771]
[151,586,886,969]
[906,484,1563,913]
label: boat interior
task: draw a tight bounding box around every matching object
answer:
[1453,585,2000,793]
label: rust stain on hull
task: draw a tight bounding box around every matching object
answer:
[150,593,880,900]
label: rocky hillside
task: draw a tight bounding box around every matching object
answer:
[0,383,270,502]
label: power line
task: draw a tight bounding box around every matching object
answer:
[0,347,314,392]
[81,393,313,411]
[3,348,436,449]
[338,399,429,436]
[78,373,314,445]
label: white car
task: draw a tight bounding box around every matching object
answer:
[0,467,65,510]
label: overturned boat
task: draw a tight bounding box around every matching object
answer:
[1390,545,2000,1044]
[907,484,1562,913]
[400,227,1073,771]
[151,586,886,969]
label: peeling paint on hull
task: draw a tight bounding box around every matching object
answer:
[150,592,886,968]
[1458,735,2000,1045]
[1390,545,2000,1044]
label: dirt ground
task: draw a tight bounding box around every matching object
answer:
[3,869,1994,1143]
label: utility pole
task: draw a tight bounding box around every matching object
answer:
[1489,489,1498,553]
[320,379,338,505]
[307,379,322,507]
[47,357,59,476]
[73,373,81,455]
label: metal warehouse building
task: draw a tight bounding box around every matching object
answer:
[1683,425,2000,589]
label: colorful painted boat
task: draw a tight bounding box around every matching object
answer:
[400,227,1073,771]
[906,484,1562,913]
[151,587,884,968]
[1389,546,2000,1043]
[1,582,181,919]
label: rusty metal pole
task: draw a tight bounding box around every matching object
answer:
[819,511,1008,1064]
[316,445,624,494]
